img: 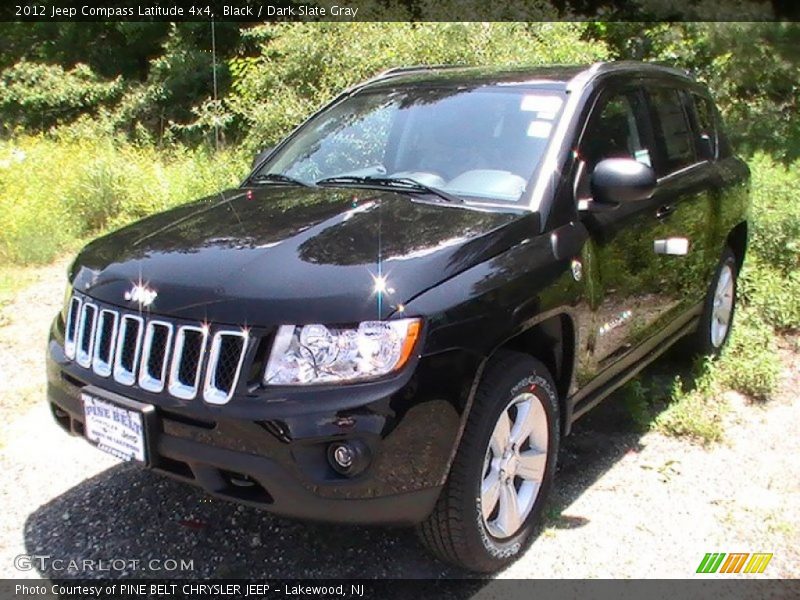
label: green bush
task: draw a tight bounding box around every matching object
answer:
[0,60,122,133]
[656,306,781,443]
[654,368,726,444]
[653,307,781,443]
[738,153,800,332]
[746,153,800,275]
[739,259,800,331]
[715,308,782,399]
[0,134,244,264]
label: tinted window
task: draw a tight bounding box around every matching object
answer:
[576,91,652,201]
[691,93,718,160]
[581,92,651,171]
[648,87,696,174]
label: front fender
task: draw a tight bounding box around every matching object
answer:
[407,234,586,482]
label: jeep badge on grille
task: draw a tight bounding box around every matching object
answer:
[124,283,157,307]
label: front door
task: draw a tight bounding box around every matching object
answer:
[573,85,676,388]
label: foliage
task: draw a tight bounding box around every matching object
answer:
[619,379,652,431]
[593,22,800,162]
[736,153,800,332]
[0,132,244,264]
[652,304,781,443]
[653,366,726,444]
[109,23,243,144]
[0,23,171,78]
[746,153,800,275]
[0,23,246,143]
[227,22,609,151]
[3,22,797,156]
[0,60,123,132]
[715,308,782,399]
[740,261,800,332]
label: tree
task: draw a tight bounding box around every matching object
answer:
[592,22,800,161]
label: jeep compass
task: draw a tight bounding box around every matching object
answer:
[47,62,750,572]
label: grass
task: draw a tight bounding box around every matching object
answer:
[0,132,245,265]
[618,304,785,445]
[653,373,728,444]
[0,263,41,326]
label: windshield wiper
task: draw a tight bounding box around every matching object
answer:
[249,172,313,188]
[316,175,464,204]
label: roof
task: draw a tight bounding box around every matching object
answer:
[355,61,696,94]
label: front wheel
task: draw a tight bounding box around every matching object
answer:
[417,351,559,573]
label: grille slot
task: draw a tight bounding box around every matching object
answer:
[75,303,98,368]
[113,315,144,386]
[92,310,118,377]
[139,321,173,393]
[64,296,82,359]
[203,331,248,405]
[168,326,208,400]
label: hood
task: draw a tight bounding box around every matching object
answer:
[70,186,536,325]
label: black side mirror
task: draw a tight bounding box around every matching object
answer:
[590,158,656,207]
[251,146,274,170]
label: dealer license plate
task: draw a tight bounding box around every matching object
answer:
[82,392,147,462]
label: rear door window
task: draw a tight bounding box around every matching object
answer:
[691,93,718,160]
[647,87,697,176]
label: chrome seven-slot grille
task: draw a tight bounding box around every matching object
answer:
[63,295,248,404]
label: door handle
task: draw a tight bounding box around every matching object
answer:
[656,205,676,220]
[654,237,690,255]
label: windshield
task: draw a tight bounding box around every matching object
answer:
[255,85,566,205]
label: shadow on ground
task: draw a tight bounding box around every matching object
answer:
[24,348,698,582]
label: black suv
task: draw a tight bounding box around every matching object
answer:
[47,62,749,572]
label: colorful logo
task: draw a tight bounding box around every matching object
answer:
[696,552,773,574]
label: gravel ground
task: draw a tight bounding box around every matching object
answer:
[0,260,798,584]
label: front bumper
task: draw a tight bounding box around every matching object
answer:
[46,319,464,525]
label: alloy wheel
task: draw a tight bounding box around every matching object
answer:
[480,392,549,539]
[711,263,735,348]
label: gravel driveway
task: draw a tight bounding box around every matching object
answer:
[0,261,798,583]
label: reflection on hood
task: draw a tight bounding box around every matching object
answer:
[72,185,532,325]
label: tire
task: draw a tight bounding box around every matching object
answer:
[417,351,560,573]
[689,247,738,357]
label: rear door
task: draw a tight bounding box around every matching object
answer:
[642,83,722,317]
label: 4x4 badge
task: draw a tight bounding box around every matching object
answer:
[571,259,583,281]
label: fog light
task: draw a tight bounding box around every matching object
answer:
[327,440,370,476]
[333,445,354,469]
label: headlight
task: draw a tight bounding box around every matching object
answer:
[264,318,421,385]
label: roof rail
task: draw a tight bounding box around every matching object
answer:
[347,64,467,93]
[593,60,695,80]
